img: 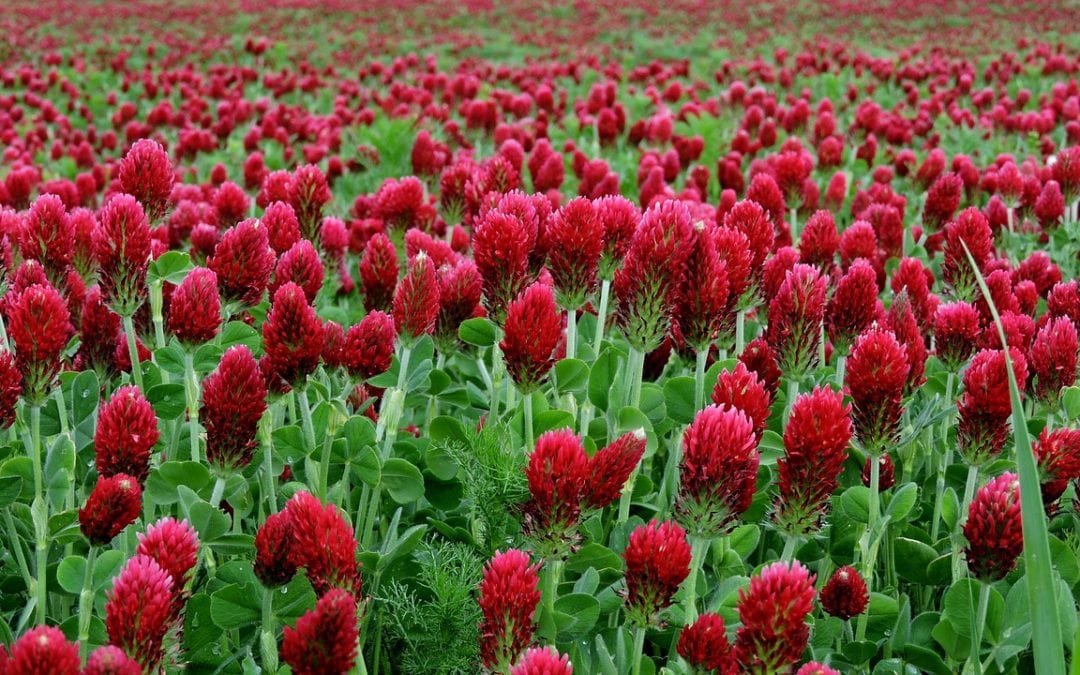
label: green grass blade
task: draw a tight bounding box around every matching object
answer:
[963,242,1065,673]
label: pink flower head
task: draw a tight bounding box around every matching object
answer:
[711,363,772,442]
[82,646,143,675]
[344,311,396,380]
[942,207,993,301]
[957,348,1027,464]
[8,281,73,403]
[545,197,604,309]
[436,258,482,348]
[79,473,142,544]
[263,201,302,254]
[511,646,573,675]
[826,259,880,355]
[473,208,536,322]
[358,232,398,313]
[3,625,80,675]
[594,195,640,279]
[106,554,175,671]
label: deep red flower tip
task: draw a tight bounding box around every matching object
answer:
[545,197,604,310]
[263,201,302,255]
[214,181,250,228]
[846,327,908,450]
[284,491,362,597]
[594,195,640,279]
[271,239,324,303]
[798,209,839,269]
[622,519,691,624]
[1035,179,1065,229]
[344,310,396,380]
[674,223,730,352]
[827,259,880,355]
[0,350,21,428]
[478,549,542,670]
[79,473,142,545]
[82,645,143,675]
[511,646,573,675]
[202,345,267,470]
[3,625,80,675]
[820,565,869,620]
[776,386,852,535]
[766,263,826,380]
[838,221,878,270]
[735,561,816,673]
[922,172,963,231]
[963,473,1023,581]
[713,225,754,309]
[436,258,482,347]
[584,430,646,510]
[942,207,993,301]
[711,362,772,441]
[797,662,842,675]
[677,612,737,674]
[1030,316,1078,403]
[501,282,562,392]
[958,348,1027,464]
[747,172,786,225]
[889,258,938,332]
[262,282,325,384]
[523,428,590,541]
[8,281,73,403]
[288,164,332,242]
[254,510,297,588]
[373,176,427,231]
[20,193,74,279]
[96,193,152,317]
[934,301,982,370]
[118,138,174,223]
[280,589,358,675]
[1034,428,1080,507]
[723,199,773,271]
[105,554,175,671]
[95,385,160,484]
[473,207,535,322]
[393,252,441,342]
[404,228,456,269]
[167,267,221,344]
[137,517,200,599]
[884,292,928,392]
[208,218,276,308]
[358,231,399,313]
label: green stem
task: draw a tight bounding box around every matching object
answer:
[542,558,563,619]
[683,537,708,625]
[77,546,98,660]
[260,585,279,673]
[183,351,201,463]
[121,314,144,390]
[783,377,799,425]
[150,280,166,350]
[296,388,316,453]
[781,535,798,563]
[790,207,799,242]
[836,355,847,389]
[735,309,745,355]
[594,279,611,355]
[210,475,226,509]
[260,414,277,514]
[855,453,882,642]
[565,308,577,360]
[969,582,991,675]
[3,509,33,595]
[625,346,645,410]
[523,391,534,451]
[931,373,956,543]
[318,423,335,502]
[693,348,708,412]
[631,625,647,675]
[0,312,10,352]
[954,465,980,582]
[30,404,42,503]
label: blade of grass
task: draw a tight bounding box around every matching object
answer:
[963,241,1065,673]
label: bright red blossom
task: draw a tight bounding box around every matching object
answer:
[819,566,869,620]
[501,282,562,392]
[95,385,160,484]
[678,405,759,537]
[280,589,358,675]
[963,473,1023,581]
[201,345,267,470]
[478,549,541,670]
[735,561,816,674]
[622,519,692,625]
[79,473,142,544]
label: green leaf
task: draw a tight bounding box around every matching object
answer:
[145,461,212,506]
[155,342,187,375]
[566,544,623,573]
[148,251,194,285]
[663,376,696,424]
[458,317,497,347]
[588,347,620,412]
[188,500,232,542]
[146,383,187,420]
[218,321,261,352]
[553,593,600,638]
[210,583,262,630]
[1063,385,1080,421]
[841,485,870,523]
[381,458,425,503]
[352,445,381,487]
[884,482,918,522]
[554,358,589,395]
[0,475,23,504]
[56,556,87,595]
[69,370,99,424]
[894,537,937,584]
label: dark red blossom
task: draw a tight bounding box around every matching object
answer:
[95,385,160,484]
[118,139,174,223]
[545,197,604,309]
[0,351,21,428]
[271,239,324,303]
[711,363,771,441]
[344,311,396,380]
[595,195,640,279]
[106,554,174,671]
[96,194,152,316]
[168,267,221,344]
[263,201,302,255]
[478,549,541,671]
[284,491,362,597]
[473,208,536,322]
[674,223,729,352]
[79,473,142,544]
[20,194,73,281]
[501,282,562,392]
[1034,428,1080,508]
[583,430,646,510]
[922,173,963,231]
[208,218,276,308]
[826,260,880,355]
[846,328,908,451]
[934,302,981,370]
[963,473,1023,581]
[766,263,827,380]
[678,405,759,537]
[358,232,398,313]
[280,589,358,675]
[202,346,267,470]
[2,626,80,675]
[137,517,200,600]
[288,164,333,241]
[262,282,325,384]
[522,429,590,542]
[677,612,737,674]
[1029,316,1078,404]
[436,258,482,347]
[735,561,816,674]
[957,348,1027,464]
[82,645,143,675]
[622,519,691,625]
[819,566,869,620]
[393,253,441,342]
[942,207,993,301]
[798,210,839,269]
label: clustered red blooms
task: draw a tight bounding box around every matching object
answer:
[774,386,853,535]
[711,362,772,441]
[677,405,760,537]
[1034,428,1080,508]
[766,264,827,380]
[735,561,817,674]
[343,310,396,380]
[677,613,737,674]
[95,194,152,317]
[0,351,21,428]
[275,491,364,598]
[622,519,691,625]
[7,281,73,403]
[478,549,542,670]
[262,282,325,384]
[79,473,143,544]
[94,385,161,484]
[105,554,175,671]
[1029,316,1078,404]
[545,197,603,309]
[963,473,1023,581]
[819,566,870,620]
[933,301,981,370]
[254,510,298,587]
[393,252,441,342]
[200,345,268,470]
[510,646,573,675]
[957,348,1027,464]
[845,327,909,451]
[280,589,359,675]
[501,282,562,392]
[167,267,222,343]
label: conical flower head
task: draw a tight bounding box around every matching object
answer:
[436,258,482,348]
[79,473,142,544]
[963,473,1022,581]
[393,252,440,343]
[501,282,562,392]
[523,429,590,544]
[96,194,151,317]
[819,565,869,620]
[280,589,358,675]
[344,311,396,380]
[934,301,981,371]
[677,405,759,537]
[735,561,816,674]
[1029,316,1078,404]
[798,210,839,269]
[1034,428,1080,507]
[167,267,221,344]
[884,291,928,392]
[622,519,691,625]
[202,346,267,470]
[118,139,174,223]
[137,517,200,600]
[711,362,772,442]
[713,225,755,313]
[674,223,729,353]
[766,263,827,381]
[262,282,325,384]
[82,645,143,675]
[208,218,275,308]
[478,549,542,671]
[677,613,737,675]
[3,625,80,675]
[583,430,646,510]
[826,259,879,355]
[287,164,332,241]
[846,327,908,451]
[724,199,773,272]
[511,646,573,675]
[284,491,362,597]
[105,554,175,671]
[957,348,1027,464]
[545,197,604,309]
[775,386,852,536]
[942,207,993,301]
[922,172,963,231]
[0,351,20,428]
[739,337,782,397]
[95,385,160,484]
[358,232,398,313]
[613,199,694,351]
[20,193,73,282]
[473,209,535,322]
[8,281,72,403]
[271,239,324,303]
[254,510,298,587]
[263,201,302,254]
[75,286,121,378]
[595,195,640,279]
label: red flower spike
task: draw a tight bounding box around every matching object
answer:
[288,164,333,242]
[0,351,21,428]
[713,225,755,312]
[262,282,325,384]
[95,385,160,484]
[580,429,645,511]
[922,173,963,231]
[957,348,1027,464]
[942,207,993,301]
[775,386,852,535]
[934,302,982,371]
[963,473,1023,581]
[545,197,604,310]
[735,561,816,674]
[393,252,440,343]
[284,491,362,597]
[674,223,729,353]
[436,258,482,348]
[798,210,839,269]
[501,282,562,393]
[208,218,276,308]
[271,239,324,304]
[724,200,774,273]
[522,428,590,544]
[511,646,573,675]
[322,320,346,369]
[622,519,692,625]
[201,345,267,471]
[137,517,200,602]
[75,286,121,377]
[118,139,174,223]
[594,195,640,279]
[797,662,842,675]
[1030,316,1078,404]
[167,267,221,344]
[884,292,928,393]
[846,328,909,451]
[358,232,399,313]
[254,510,298,588]
[79,473,142,544]
[280,589,358,675]
[711,362,772,442]
[827,259,880,355]
[83,645,143,675]
[1034,428,1080,508]
[105,554,175,672]
[344,311,396,380]
[614,200,695,352]
[678,405,759,537]
[766,263,827,381]
[8,281,72,403]
[473,208,536,322]
[478,549,542,671]
[374,176,427,231]
[3,625,80,675]
[820,566,869,620]
[96,194,152,317]
[263,201,302,255]
[20,193,73,282]
[677,613,737,674]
